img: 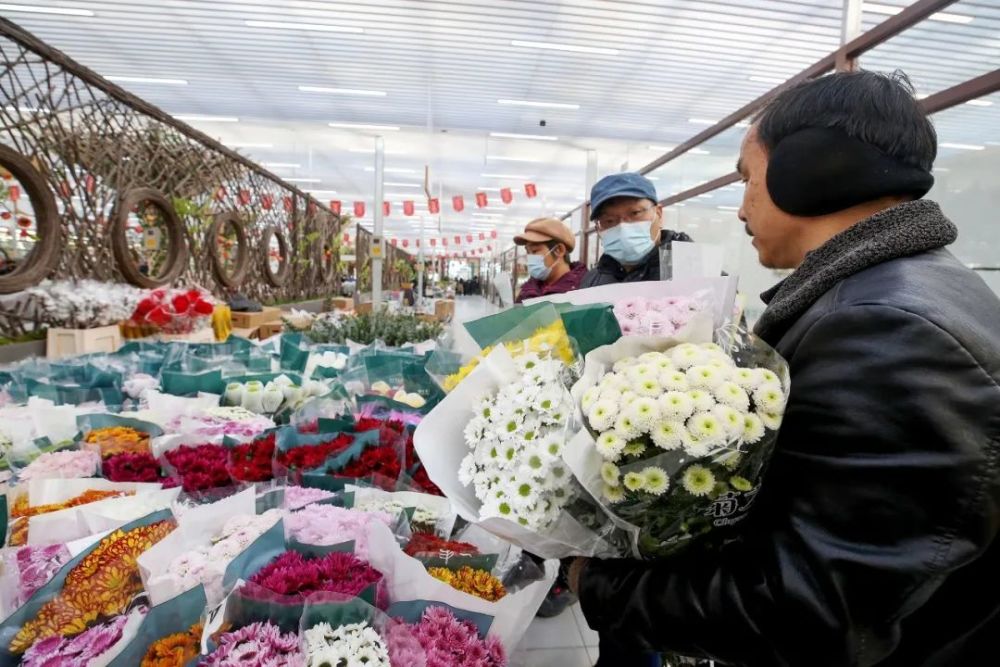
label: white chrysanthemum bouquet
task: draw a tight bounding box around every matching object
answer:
[457,352,574,532]
[567,337,789,558]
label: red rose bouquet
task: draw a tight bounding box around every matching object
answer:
[129,287,215,335]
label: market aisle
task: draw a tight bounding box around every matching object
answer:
[450,297,599,665]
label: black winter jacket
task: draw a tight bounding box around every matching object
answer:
[578,200,1000,666]
[580,230,693,287]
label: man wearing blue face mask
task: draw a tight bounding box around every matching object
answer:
[581,172,692,288]
[513,217,587,303]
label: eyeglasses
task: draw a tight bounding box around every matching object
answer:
[595,204,656,231]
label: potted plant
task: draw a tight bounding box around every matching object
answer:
[394,259,416,289]
[24,279,141,358]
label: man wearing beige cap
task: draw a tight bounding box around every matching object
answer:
[513,217,587,303]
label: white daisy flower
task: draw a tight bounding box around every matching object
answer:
[712,405,745,441]
[595,430,627,460]
[625,397,660,431]
[639,351,666,364]
[759,411,783,430]
[588,399,619,432]
[619,391,638,406]
[687,412,726,445]
[651,420,687,450]
[537,387,565,413]
[634,376,663,398]
[658,391,696,421]
[754,383,787,414]
[519,446,550,478]
[516,352,543,373]
[688,389,717,412]
[581,386,601,412]
[684,434,714,458]
[614,412,642,440]
[741,413,765,445]
[538,436,564,462]
[623,471,646,492]
[511,473,541,507]
[603,483,625,503]
[682,464,716,497]
[623,440,647,456]
[545,464,569,489]
[757,368,781,386]
[715,450,742,470]
[600,461,621,487]
[714,382,750,412]
[732,367,759,390]
[625,363,657,387]
[659,370,690,392]
[670,344,705,369]
[686,364,726,390]
[642,466,670,496]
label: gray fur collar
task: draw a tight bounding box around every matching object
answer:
[754,200,958,343]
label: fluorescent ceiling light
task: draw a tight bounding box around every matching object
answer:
[299,85,386,96]
[486,155,543,162]
[477,187,503,192]
[173,114,239,122]
[364,167,416,173]
[647,145,676,151]
[688,118,718,125]
[511,39,619,56]
[0,3,93,16]
[749,75,787,85]
[306,189,339,194]
[497,99,579,110]
[481,173,532,179]
[284,177,322,183]
[228,141,273,148]
[863,2,973,23]
[262,162,300,168]
[966,100,993,107]
[329,122,400,131]
[3,105,44,114]
[384,182,421,187]
[735,121,751,128]
[108,76,187,85]
[245,20,363,33]
[717,205,740,211]
[940,142,985,150]
[348,148,406,155]
[490,132,559,141]
[690,148,711,155]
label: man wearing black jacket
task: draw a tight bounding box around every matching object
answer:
[568,70,1000,666]
[580,172,692,288]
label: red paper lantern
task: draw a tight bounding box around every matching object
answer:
[7,185,20,203]
[283,196,293,212]
[430,238,437,247]
[452,195,464,213]
[479,232,485,241]
[454,235,461,245]
[428,198,440,214]
[475,192,488,208]
[403,200,415,216]
[354,201,366,217]
[261,194,274,210]
[402,239,409,248]
[390,238,398,246]
[343,233,350,243]
[383,201,391,216]
[330,200,342,215]
[524,183,537,198]
[238,189,252,206]
[442,237,449,247]
[490,230,498,239]
[416,239,420,248]
[500,187,513,204]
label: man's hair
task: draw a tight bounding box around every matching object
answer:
[545,239,571,265]
[754,70,937,172]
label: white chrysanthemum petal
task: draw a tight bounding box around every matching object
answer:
[614,412,642,440]
[623,471,646,492]
[714,381,750,412]
[741,413,766,445]
[753,383,787,414]
[712,405,745,440]
[687,389,717,412]
[657,391,696,421]
[603,483,625,503]
[760,411,783,430]
[682,464,716,496]
[633,376,663,398]
[686,364,726,390]
[595,430,627,460]
[600,462,621,487]
[651,420,687,450]
[581,386,601,412]
[625,397,661,431]
[588,399,619,432]
[642,466,670,495]
[659,370,690,392]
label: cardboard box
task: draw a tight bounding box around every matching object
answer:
[434,299,455,322]
[156,328,216,343]
[258,321,284,339]
[355,302,373,316]
[47,324,123,359]
[231,326,258,340]
[330,297,352,311]
[230,307,282,329]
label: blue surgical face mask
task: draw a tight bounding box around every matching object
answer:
[600,221,655,265]
[526,249,554,281]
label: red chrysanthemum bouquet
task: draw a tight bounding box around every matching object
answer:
[162,443,233,493]
[227,431,276,483]
[128,287,215,335]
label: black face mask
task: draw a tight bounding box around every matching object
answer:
[766,127,935,216]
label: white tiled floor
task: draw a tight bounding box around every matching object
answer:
[512,603,599,667]
[450,296,600,666]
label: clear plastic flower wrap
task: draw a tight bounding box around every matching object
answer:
[565,324,790,559]
[415,342,623,560]
[299,595,408,667]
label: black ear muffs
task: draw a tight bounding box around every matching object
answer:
[766,127,934,217]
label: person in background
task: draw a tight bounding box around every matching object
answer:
[567,71,1000,666]
[580,172,691,288]
[513,217,587,303]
